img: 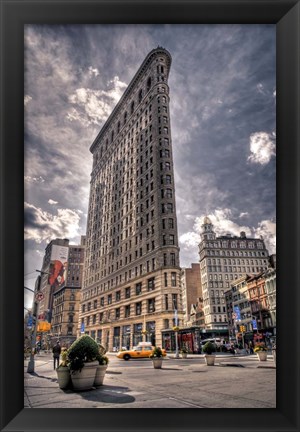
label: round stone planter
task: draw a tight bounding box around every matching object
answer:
[56,366,71,389]
[204,354,216,366]
[256,351,267,361]
[94,364,108,387]
[70,361,98,391]
[152,358,163,369]
[181,353,188,359]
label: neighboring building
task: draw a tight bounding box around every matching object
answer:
[247,268,276,340]
[180,263,203,326]
[36,236,85,347]
[80,47,182,350]
[264,267,276,335]
[198,216,270,333]
[51,237,86,346]
[229,275,253,342]
[38,238,70,321]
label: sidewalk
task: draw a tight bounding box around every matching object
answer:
[24,352,276,408]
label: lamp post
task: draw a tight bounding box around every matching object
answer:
[173,308,179,359]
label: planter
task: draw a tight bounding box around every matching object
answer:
[152,358,163,369]
[272,349,276,365]
[181,353,188,359]
[56,366,70,389]
[94,364,108,387]
[256,351,267,361]
[204,354,216,366]
[70,360,98,391]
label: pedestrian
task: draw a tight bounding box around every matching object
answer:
[249,341,254,354]
[52,341,61,370]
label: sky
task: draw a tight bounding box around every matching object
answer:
[24,24,276,309]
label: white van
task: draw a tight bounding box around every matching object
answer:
[200,338,222,347]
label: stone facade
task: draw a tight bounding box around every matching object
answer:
[80,48,182,350]
[198,217,270,331]
[181,263,203,326]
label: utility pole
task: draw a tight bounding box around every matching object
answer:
[26,270,49,373]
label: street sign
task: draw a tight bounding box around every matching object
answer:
[27,315,33,329]
[35,292,44,302]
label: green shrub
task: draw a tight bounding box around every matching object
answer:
[58,350,69,368]
[202,341,216,355]
[96,354,109,365]
[67,335,99,372]
[150,346,163,358]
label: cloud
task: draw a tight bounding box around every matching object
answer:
[24,95,32,106]
[253,219,276,254]
[24,176,45,183]
[66,76,127,127]
[247,132,276,165]
[179,208,276,266]
[88,66,100,77]
[239,212,249,218]
[24,202,81,244]
[48,199,58,205]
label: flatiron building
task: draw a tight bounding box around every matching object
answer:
[80,47,182,350]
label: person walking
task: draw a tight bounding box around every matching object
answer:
[52,341,61,370]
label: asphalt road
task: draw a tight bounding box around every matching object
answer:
[24,351,276,408]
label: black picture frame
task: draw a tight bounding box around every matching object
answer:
[1,1,299,431]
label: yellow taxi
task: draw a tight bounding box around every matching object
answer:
[116,342,167,361]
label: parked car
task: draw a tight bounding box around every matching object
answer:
[116,343,167,361]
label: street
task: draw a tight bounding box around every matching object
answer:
[24,351,276,408]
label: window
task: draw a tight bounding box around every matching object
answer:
[148,277,155,291]
[93,300,97,309]
[125,287,131,298]
[136,302,142,315]
[147,77,151,92]
[115,290,121,301]
[169,234,175,245]
[172,294,178,310]
[170,253,175,266]
[125,305,130,318]
[115,308,120,319]
[107,294,112,304]
[136,283,142,295]
[165,294,169,310]
[166,175,172,184]
[138,89,143,103]
[100,297,104,306]
[148,298,155,313]
[99,312,104,322]
[171,272,176,287]
[164,272,168,287]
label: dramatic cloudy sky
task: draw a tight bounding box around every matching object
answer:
[24,24,276,308]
